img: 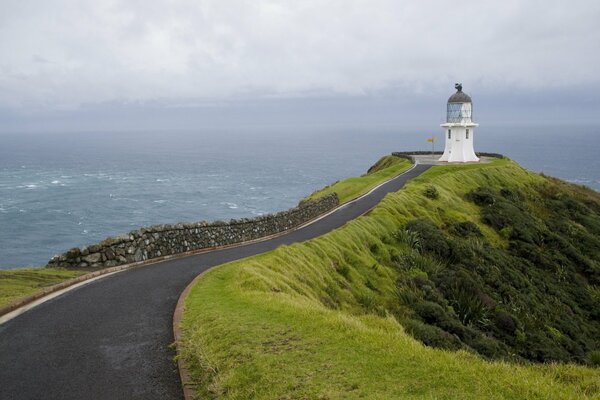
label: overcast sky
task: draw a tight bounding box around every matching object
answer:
[1,0,599,131]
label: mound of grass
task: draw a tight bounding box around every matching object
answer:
[303,155,411,204]
[0,268,86,308]
[180,158,600,399]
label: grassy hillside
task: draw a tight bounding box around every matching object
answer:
[302,155,411,204]
[180,156,600,399]
[0,268,86,308]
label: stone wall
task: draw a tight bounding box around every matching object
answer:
[47,193,339,269]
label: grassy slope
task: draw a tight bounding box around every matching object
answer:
[0,268,86,308]
[0,157,409,312]
[303,155,411,204]
[180,157,600,399]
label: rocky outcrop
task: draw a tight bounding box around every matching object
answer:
[47,193,339,269]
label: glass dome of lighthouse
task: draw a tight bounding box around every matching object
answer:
[446,83,472,123]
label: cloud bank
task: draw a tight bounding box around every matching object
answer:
[1,0,599,113]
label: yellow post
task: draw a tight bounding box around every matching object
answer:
[427,136,435,156]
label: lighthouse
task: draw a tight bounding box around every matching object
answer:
[438,84,479,163]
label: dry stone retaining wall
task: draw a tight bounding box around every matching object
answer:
[47,193,339,269]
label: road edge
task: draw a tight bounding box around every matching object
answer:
[172,161,421,400]
[0,162,417,325]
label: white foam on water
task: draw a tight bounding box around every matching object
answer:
[51,180,60,184]
[110,196,139,202]
[221,202,238,209]
[567,178,592,185]
[153,200,167,204]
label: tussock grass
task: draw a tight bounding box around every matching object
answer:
[304,155,411,204]
[180,157,600,399]
[0,268,86,307]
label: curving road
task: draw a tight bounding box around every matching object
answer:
[0,164,430,400]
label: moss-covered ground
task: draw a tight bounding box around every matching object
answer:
[303,155,411,204]
[180,156,600,399]
[0,268,86,308]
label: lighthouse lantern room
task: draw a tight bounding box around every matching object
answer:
[438,84,479,163]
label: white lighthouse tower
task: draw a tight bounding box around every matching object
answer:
[439,84,479,163]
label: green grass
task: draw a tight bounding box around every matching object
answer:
[0,268,86,308]
[180,157,600,399]
[303,155,412,204]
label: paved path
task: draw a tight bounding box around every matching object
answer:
[0,164,430,400]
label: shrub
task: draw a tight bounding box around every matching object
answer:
[394,229,422,252]
[589,350,600,367]
[405,219,450,259]
[414,301,448,324]
[500,187,523,203]
[397,183,600,364]
[403,319,463,350]
[423,185,439,200]
[467,187,496,206]
[447,284,490,326]
[494,311,517,334]
[481,202,544,244]
[452,221,483,238]
[395,251,443,275]
[469,336,507,359]
[396,287,422,306]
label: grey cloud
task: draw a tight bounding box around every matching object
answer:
[0,0,598,123]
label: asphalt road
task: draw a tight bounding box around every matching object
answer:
[0,163,430,400]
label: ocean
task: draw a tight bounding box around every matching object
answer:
[1,124,599,269]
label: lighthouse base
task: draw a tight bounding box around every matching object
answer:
[438,123,479,163]
[438,150,479,163]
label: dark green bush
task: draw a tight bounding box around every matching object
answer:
[414,301,448,324]
[451,221,482,238]
[405,219,450,259]
[393,184,600,365]
[447,285,490,326]
[423,185,439,200]
[467,187,496,205]
[500,187,523,203]
[469,335,508,359]
[589,350,600,367]
[403,319,463,350]
[494,311,516,334]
